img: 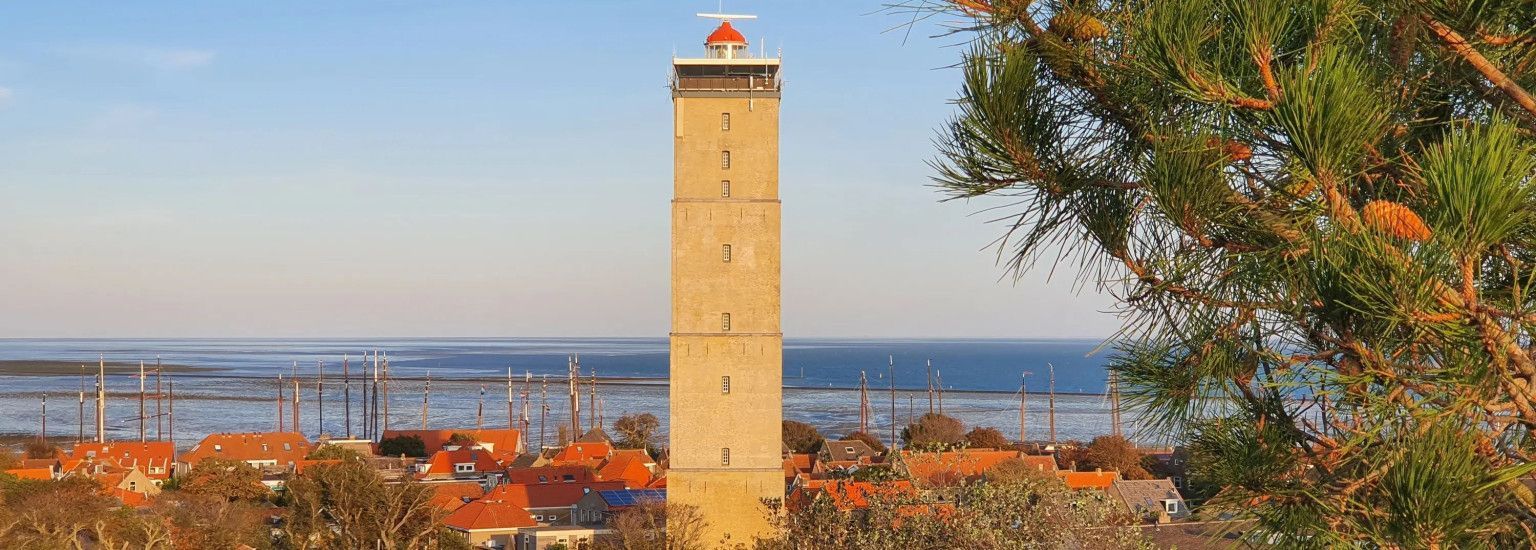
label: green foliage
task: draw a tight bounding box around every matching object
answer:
[614,413,662,450]
[283,460,453,549]
[378,434,427,457]
[782,420,825,454]
[306,444,365,460]
[924,0,1536,546]
[179,458,270,503]
[1081,435,1152,480]
[901,413,965,451]
[757,477,1150,549]
[962,426,1011,449]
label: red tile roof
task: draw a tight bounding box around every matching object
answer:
[485,481,626,510]
[504,465,595,485]
[181,433,312,466]
[597,452,654,488]
[444,498,538,531]
[294,459,342,475]
[428,481,487,512]
[4,468,52,480]
[788,480,916,511]
[381,429,523,458]
[901,450,1031,486]
[551,442,612,464]
[1058,470,1121,490]
[420,448,504,477]
[68,441,176,480]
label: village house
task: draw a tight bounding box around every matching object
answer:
[595,449,656,487]
[1058,469,1122,490]
[443,497,539,548]
[787,479,917,512]
[550,441,612,467]
[511,525,612,550]
[820,439,880,464]
[572,488,666,525]
[179,432,312,470]
[418,447,505,482]
[1106,478,1190,523]
[896,449,1056,487]
[382,428,524,462]
[426,480,488,513]
[483,480,627,525]
[67,441,175,484]
[504,464,596,485]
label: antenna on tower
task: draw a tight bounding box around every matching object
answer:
[696,13,758,20]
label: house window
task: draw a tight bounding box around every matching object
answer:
[721,448,731,466]
[721,151,731,169]
[721,112,730,131]
[722,244,732,263]
[1171,476,1183,488]
[213,444,222,452]
[1163,499,1179,514]
[721,180,731,197]
[721,313,731,332]
[283,443,292,451]
[129,481,137,491]
[455,463,475,473]
[261,444,269,452]
[538,475,548,483]
[845,447,855,454]
[722,376,731,394]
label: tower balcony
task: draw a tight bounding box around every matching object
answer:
[671,58,782,95]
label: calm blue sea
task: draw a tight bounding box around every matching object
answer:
[0,338,1137,447]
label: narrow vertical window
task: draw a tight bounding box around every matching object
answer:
[722,244,732,263]
[721,150,731,169]
[721,448,731,466]
[721,112,731,131]
[721,313,731,332]
[722,376,731,394]
[721,180,731,197]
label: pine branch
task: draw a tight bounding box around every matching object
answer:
[1421,15,1536,123]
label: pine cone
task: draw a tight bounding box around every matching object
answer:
[1049,11,1108,41]
[1361,200,1431,241]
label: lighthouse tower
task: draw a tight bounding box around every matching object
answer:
[668,13,783,544]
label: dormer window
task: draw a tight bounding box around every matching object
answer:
[1163,499,1179,514]
[455,463,475,473]
[213,444,222,453]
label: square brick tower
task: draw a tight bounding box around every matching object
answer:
[667,13,783,544]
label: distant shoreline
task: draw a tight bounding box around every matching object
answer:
[0,366,1104,397]
[0,360,218,377]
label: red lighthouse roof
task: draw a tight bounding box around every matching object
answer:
[706,21,747,45]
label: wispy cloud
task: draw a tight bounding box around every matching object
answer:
[53,45,216,71]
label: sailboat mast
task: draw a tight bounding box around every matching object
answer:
[1048,363,1057,445]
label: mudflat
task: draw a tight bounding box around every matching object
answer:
[0,360,214,376]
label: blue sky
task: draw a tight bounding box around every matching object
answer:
[0,1,1118,338]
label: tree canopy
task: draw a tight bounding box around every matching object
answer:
[923,0,1536,545]
[782,420,826,454]
[901,413,966,451]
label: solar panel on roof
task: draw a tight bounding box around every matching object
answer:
[598,489,666,506]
